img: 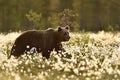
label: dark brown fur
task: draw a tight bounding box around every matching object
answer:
[8,26,70,59]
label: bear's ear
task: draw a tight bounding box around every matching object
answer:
[58,27,62,32]
[65,25,70,30]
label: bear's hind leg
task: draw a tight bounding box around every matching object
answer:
[42,50,50,59]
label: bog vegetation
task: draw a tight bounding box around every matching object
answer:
[0,31,120,80]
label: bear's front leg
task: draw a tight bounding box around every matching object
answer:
[55,44,65,53]
[55,44,72,58]
[55,44,67,57]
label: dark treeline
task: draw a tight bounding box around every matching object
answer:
[0,0,120,32]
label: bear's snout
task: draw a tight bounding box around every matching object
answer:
[68,36,70,40]
[65,36,70,41]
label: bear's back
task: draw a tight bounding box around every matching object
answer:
[17,30,43,40]
[14,29,56,47]
[14,30,45,47]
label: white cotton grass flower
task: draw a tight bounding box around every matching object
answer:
[79,66,85,71]
[14,74,21,80]
[25,60,29,65]
[26,45,30,48]
[85,77,91,80]
[73,68,79,75]
[36,73,46,80]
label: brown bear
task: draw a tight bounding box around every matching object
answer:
[8,25,70,59]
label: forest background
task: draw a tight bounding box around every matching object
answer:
[0,0,120,32]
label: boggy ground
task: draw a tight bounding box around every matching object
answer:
[0,31,120,80]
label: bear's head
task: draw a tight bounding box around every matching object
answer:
[58,25,70,42]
